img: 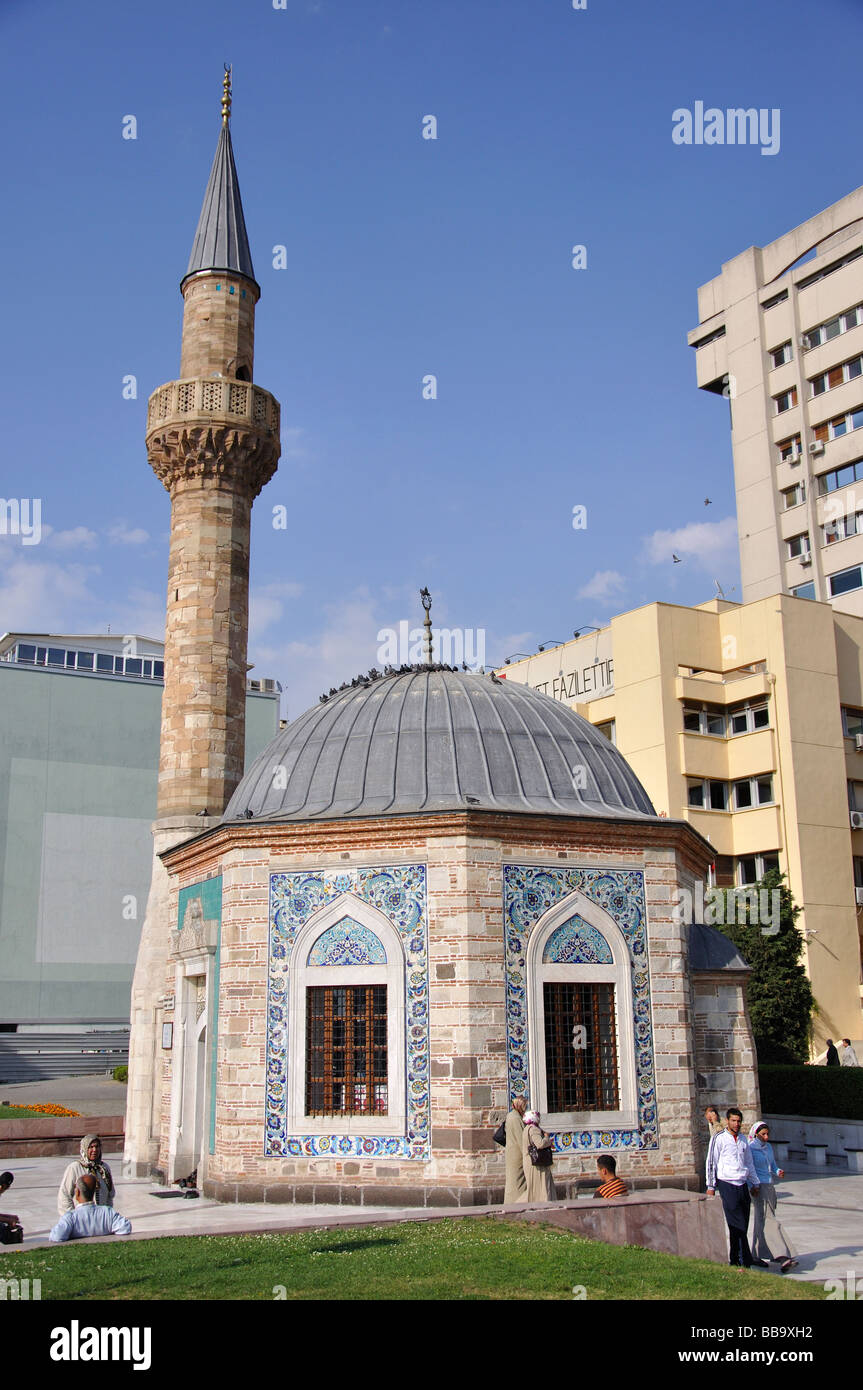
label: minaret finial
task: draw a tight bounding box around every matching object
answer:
[221,64,232,125]
[420,588,434,666]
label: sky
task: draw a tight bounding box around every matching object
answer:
[2,0,862,717]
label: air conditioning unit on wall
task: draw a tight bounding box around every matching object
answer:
[809,440,826,456]
[851,810,863,829]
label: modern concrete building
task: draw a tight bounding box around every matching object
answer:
[689,185,863,614]
[497,595,863,1053]
[0,632,279,1039]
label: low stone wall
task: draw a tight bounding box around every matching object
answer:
[764,1113,863,1167]
[513,1189,729,1265]
[0,1114,124,1158]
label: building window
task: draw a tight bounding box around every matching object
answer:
[737,852,780,886]
[770,341,793,368]
[781,483,805,509]
[818,458,863,494]
[727,701,769,735]
[790,581,817,599]
[682,703,725,736]
[778,435,802,463]
[829,565,863,597]
[286,904,405,1137]
[594,719,616,745]
[526,898,636,1128]
[732,775,774,810]
[687,778,728,811]
[805,304,863,349]
[823,508,863,545]
[810,354,863,397]
[762,289,789,310]
[842,707,863,738]
[848,780,863,812]
[814,404,863,443]
[774,387,798,414]
[305,985,387,1117]
[854,856,863,889]
[786,533,810,558]
[797,245,863,290]
[543,982,619,1112]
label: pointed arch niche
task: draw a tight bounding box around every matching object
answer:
[286,893,406,1137]
[525,892,638,1131]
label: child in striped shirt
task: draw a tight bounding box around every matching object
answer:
[596,1154,628,1199]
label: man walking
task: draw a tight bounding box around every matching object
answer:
[840,1038,859,1067]
[706,1107,760,1268]
[825,1039,840,1067]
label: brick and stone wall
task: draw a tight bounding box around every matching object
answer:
[148,812,738,1202]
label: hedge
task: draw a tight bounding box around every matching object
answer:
[112,1065,128,1083]
[759,1064,863,1121]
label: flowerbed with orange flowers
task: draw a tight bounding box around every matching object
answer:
[0,1103,82,1118]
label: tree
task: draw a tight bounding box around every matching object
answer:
[713,869,814,1064]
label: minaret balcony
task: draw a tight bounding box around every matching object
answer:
[146,377,280,437]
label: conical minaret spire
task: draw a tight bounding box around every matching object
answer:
[183,66,256,290]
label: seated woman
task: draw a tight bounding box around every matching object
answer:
[57,1135,116,1215]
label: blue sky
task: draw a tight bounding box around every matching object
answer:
[2,0,862,715]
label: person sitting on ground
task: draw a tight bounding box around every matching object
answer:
[595,1154,629,1198]
[57,1134,116,1215]
[49,1174,131,1242]
[840,1038,859,1067]
[0,1170,22,1240]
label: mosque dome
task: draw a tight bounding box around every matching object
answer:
[224,667,657,824]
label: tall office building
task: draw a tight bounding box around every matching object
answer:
[689,185,863,612]
[498,596,863,1052]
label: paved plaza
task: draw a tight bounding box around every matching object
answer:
[2,1150,860,1291]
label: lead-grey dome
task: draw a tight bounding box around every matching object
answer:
[224,668,657,824]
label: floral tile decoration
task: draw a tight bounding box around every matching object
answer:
[504,865,658,1151]
[265,865,429,1159]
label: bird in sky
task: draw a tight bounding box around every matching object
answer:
[672,554,681,563]
[704,497,712,506]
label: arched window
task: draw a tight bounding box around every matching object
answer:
[526,893,637,1130]
[286,895,406,1137]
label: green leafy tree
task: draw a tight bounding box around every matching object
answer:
[713,869,814,1064]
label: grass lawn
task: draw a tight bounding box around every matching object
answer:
[2,1219,827,1300]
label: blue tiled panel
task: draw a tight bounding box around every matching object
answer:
[265,866,428,1160]
[504,866,657,1152]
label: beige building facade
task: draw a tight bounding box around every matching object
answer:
[498,595,863,1052]
[689,184,863,613]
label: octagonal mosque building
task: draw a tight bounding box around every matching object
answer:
[144,666,757,1203]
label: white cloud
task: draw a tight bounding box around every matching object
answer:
[249,581,304,639]
[45,526,99,551]
[106,522,150,546]
[575,569,626,601]
[641,516,738,570]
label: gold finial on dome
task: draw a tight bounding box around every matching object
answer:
[221,64,232,125]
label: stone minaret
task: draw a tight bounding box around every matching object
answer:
[125,71,280,1173]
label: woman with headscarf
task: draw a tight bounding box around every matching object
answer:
[57,1135,116,1215]
[748,1121,797,1272]
[521,1111,558,1202]
[502,1096,528,1203]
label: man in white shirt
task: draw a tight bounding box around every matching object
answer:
[840,1038,859,1067]
[706,1107,760,1267]
[49,1174,132,1242]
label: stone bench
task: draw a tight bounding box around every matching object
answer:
[845,1148,863,1174]
[804,1143,828,1167]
